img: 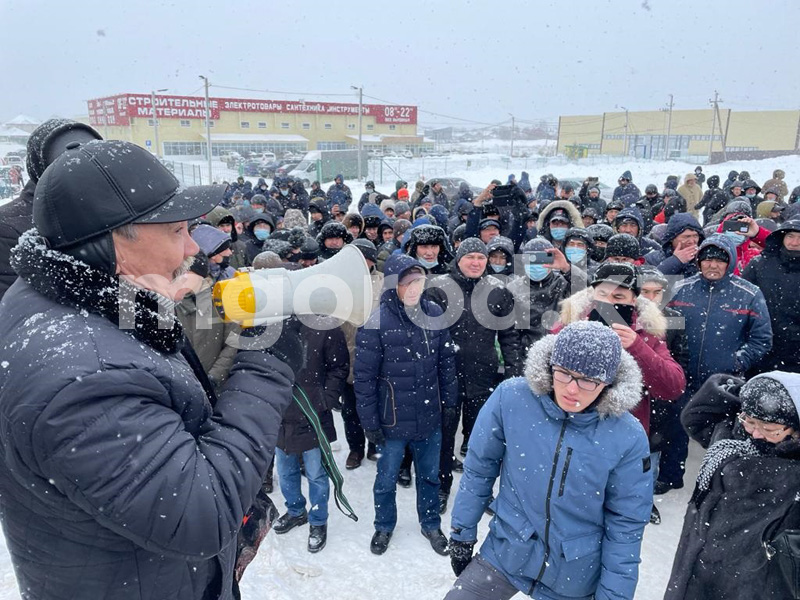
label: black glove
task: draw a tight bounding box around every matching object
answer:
[450,539,475,577]
[364,429,386,447]
[443,406,460,427]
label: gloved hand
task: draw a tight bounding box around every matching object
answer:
[450,539,475,577]
[364,429,386,447]
[443,406,460,427]
[239,317,306,374]
[234,487,279,582]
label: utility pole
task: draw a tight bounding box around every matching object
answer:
[664,94,674,160]
[714,96,728,162]
[351,85,363,181]
[708,91,722,163]
[199,76,213,184]
[509,114,516,157]
[620,106,629,156]
[150,89,167,158]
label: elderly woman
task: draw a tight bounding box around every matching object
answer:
[666,371,800,599]
[446,321,653,600]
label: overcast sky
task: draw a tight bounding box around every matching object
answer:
[3,0,799,129]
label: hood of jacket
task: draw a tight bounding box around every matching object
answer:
[763,218,800,256]
[486,235,514,260]
[536,199,583,233]
[559,287,667,339]
[698,234,738,276]
[428,204,450,229]
[360,202,385,220]
[246,213,276,236]
[524,333,643,419]
[404,224,453,265]
[614,206,645,239]
[661,212,704,253]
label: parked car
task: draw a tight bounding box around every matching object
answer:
[243,159,268,177]
[434,177,484,201]
[2,156,23,168]
[275,162,299,176]
[0,166,22,198]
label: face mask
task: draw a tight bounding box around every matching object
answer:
[490,264,506,273]
[253,207,264,213]
[565,248,587,263]
[418,257,439,269]
[242,200,250,208]
[254,229,270,241]
[525,263,549,281]
[550,227,567,240]
[745,192,757,198]
[590,247,607,263]
[723,231,746,246]
[366,188,374,193]
[218,258,230,270]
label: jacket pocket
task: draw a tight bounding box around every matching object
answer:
[540,530,603,597]
[380,378,397,427]
[558,448,573,497]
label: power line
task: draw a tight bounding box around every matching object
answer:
[210,84,354,97]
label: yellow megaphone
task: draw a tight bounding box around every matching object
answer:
[212,244,373,327]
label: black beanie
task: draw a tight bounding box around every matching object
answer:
[592,262,641,295]
[604,233,640,260]
[351,238,378,264]
[456,237,488,263]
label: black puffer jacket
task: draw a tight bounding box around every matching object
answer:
[742,220,800,374]
[0,180,34,299]
[277,320,348,455]
[426,268,522,398]
[507,271,570,353]
[0,232,294,600]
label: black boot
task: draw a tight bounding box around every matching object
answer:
[650,504,661,525]
[367,443,378,461]
[370,530,392,555]
[345,450,363,470]
[308,524,327,553]
[438,491,449,515]
[421,528,449,556]
[452,457,464,473]
[397,466,412,488]
[459,441,468,458]
[272,511,308,535]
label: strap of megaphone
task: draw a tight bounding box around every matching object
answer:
[292,384,358,522]
[180,336,220,409]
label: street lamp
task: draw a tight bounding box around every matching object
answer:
[151,88,168,158]
[199,75,213,184]
[351,85,363,181]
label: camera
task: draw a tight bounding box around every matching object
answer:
[722,220,749,234]
[528,252,554,264]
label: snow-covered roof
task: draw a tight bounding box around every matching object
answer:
[5,114,40,126]
[200,133,308,143]
[0,126,30,138]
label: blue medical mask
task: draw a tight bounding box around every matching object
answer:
[418,257,439,269]
[280,188,289,196]
[525,263,549,281]
[550,227,567,240]
[745,192,756,199]
[490,264,506,273]
[565,247,587,263]
[252,207,264,213]
[254,229,270,241]
[723,231,746,246]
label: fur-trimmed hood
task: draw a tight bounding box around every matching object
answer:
[536,200,583,235]
[524,333,643,418]
[559,287,666,339]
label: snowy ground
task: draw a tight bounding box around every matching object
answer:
[0,413,701,600]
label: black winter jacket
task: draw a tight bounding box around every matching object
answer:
[507,271,569,353]
[277,321,348,455]
[0,232,294,600]
[426,268,522,398]
[0,180,34,299]
[667,375,800,599]
[742,222,800,374]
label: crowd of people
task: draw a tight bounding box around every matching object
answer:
[0,119,798,599]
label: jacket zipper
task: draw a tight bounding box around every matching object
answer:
[695,284,715,382]
[558,448,573,497]
[535,418,569,582]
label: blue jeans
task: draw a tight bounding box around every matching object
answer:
[374,428,442,533]
[275,447,329,526]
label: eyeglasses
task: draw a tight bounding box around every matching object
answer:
[552,368,602,392]
[737,413,790,438]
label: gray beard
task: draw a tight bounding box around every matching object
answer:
[172,256,196,281]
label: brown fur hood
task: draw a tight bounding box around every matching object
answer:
[536,199,583,232]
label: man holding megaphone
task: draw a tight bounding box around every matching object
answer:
[0,140,300,600]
